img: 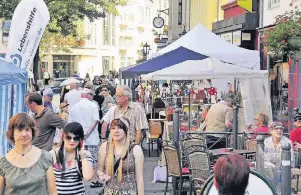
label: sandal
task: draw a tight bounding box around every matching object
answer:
[90,181,103,188]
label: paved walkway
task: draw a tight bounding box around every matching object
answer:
[85,150,170,195]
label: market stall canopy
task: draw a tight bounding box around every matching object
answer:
[141,58,268,81]
[122,47,207,78]
[149,24,260,70]
[0,59,27,85]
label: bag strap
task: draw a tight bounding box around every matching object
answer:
[113,144,136,174]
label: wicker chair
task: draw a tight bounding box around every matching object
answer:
[187,150,211,195]
[163,143,191,195]
[148,121,162,157]
[181,138,206,167]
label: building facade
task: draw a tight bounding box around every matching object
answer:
[167,0,190,42]
[212,0,259,51]
[190,0,227,30]
[42,0,158,78]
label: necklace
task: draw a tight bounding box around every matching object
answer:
[14,146,33,157]
[67,155,75,166]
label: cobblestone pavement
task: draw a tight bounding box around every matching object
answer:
[85,150,170,195]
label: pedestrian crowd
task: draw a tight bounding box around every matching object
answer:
[0,74,148,195]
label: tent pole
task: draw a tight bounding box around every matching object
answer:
[188,90,191,131]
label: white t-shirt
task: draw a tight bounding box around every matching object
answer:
[64,89,81,110]
[103,106,116,123]
[68,98,100,145]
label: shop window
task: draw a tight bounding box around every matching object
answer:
[2,21,11,43]
[268,0,280,9]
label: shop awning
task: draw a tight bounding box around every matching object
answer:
[122,47,208,79]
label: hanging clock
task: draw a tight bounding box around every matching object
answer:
[153,17,165,28]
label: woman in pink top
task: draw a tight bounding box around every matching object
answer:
[248,113,269,139]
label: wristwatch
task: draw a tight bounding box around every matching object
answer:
[80,152,89,159]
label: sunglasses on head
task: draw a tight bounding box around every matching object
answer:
[65,135,81,142]
[294,117,301,122]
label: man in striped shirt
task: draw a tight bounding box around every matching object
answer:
[114,85,148,144]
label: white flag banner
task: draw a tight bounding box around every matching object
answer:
[5,0,50,71]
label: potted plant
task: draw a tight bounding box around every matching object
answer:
[263,3,301,57]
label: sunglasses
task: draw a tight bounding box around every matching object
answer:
[273,126,284,131]
[294,117,301,122]
[65,135,81,142]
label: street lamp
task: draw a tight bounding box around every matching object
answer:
[142,42,150,58]
[179,25,187,37]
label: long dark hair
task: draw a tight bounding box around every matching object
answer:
[57,122,84,180]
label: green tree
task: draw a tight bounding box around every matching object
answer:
[0,0,126,79]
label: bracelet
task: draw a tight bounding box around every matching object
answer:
[80,153,89,159]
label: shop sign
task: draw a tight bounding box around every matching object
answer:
[233,31,241,46]
[242,32,251,41]
[221,33,233,44]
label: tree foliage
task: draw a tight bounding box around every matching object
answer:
[0,0,126,53]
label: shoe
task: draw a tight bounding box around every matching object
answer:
[90,181,103,188]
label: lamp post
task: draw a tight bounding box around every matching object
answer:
[142,42,150,59]
[179,25,187,37]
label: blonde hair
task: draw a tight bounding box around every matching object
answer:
[256,112,269,126]
[106,118,131,182]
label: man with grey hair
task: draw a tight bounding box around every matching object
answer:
[205,93,235,148]
[113,85,148,144]
[64,79,81,110]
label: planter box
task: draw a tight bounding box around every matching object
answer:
[287,37,301,50]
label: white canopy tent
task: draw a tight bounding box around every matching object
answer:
[141,58,266,80]
[142,59,271,132]
[149,24,260,70]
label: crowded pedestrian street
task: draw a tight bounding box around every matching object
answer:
[1,0,301,195]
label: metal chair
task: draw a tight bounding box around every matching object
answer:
[163,142,191,195]
[148,121,162,157]
[187,150,211,195]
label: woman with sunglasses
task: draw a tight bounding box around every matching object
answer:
[99,84,115,117]
[0,113,57,195]
[264,122,294,191]
[50,122,94,195]
[97,117,144,195]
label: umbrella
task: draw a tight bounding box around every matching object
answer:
[59,78,80,86]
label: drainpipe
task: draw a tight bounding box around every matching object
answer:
[217,0,220,21]
[258,0,264,69]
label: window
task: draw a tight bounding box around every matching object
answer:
[178,0,182,25]
[2,21,11,43]
[120,57,126,67]
[112,16,116,46]
[102,56,110,75]
[127,57,134,65]
[138,7,144,24]
[268,0,280,8]
[103,16,110,45]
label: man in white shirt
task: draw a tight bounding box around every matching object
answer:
[100,105,116,143]
[68,89,100,187]
[64,80,81,110]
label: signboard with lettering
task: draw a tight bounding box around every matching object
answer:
[221,33,233,44]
